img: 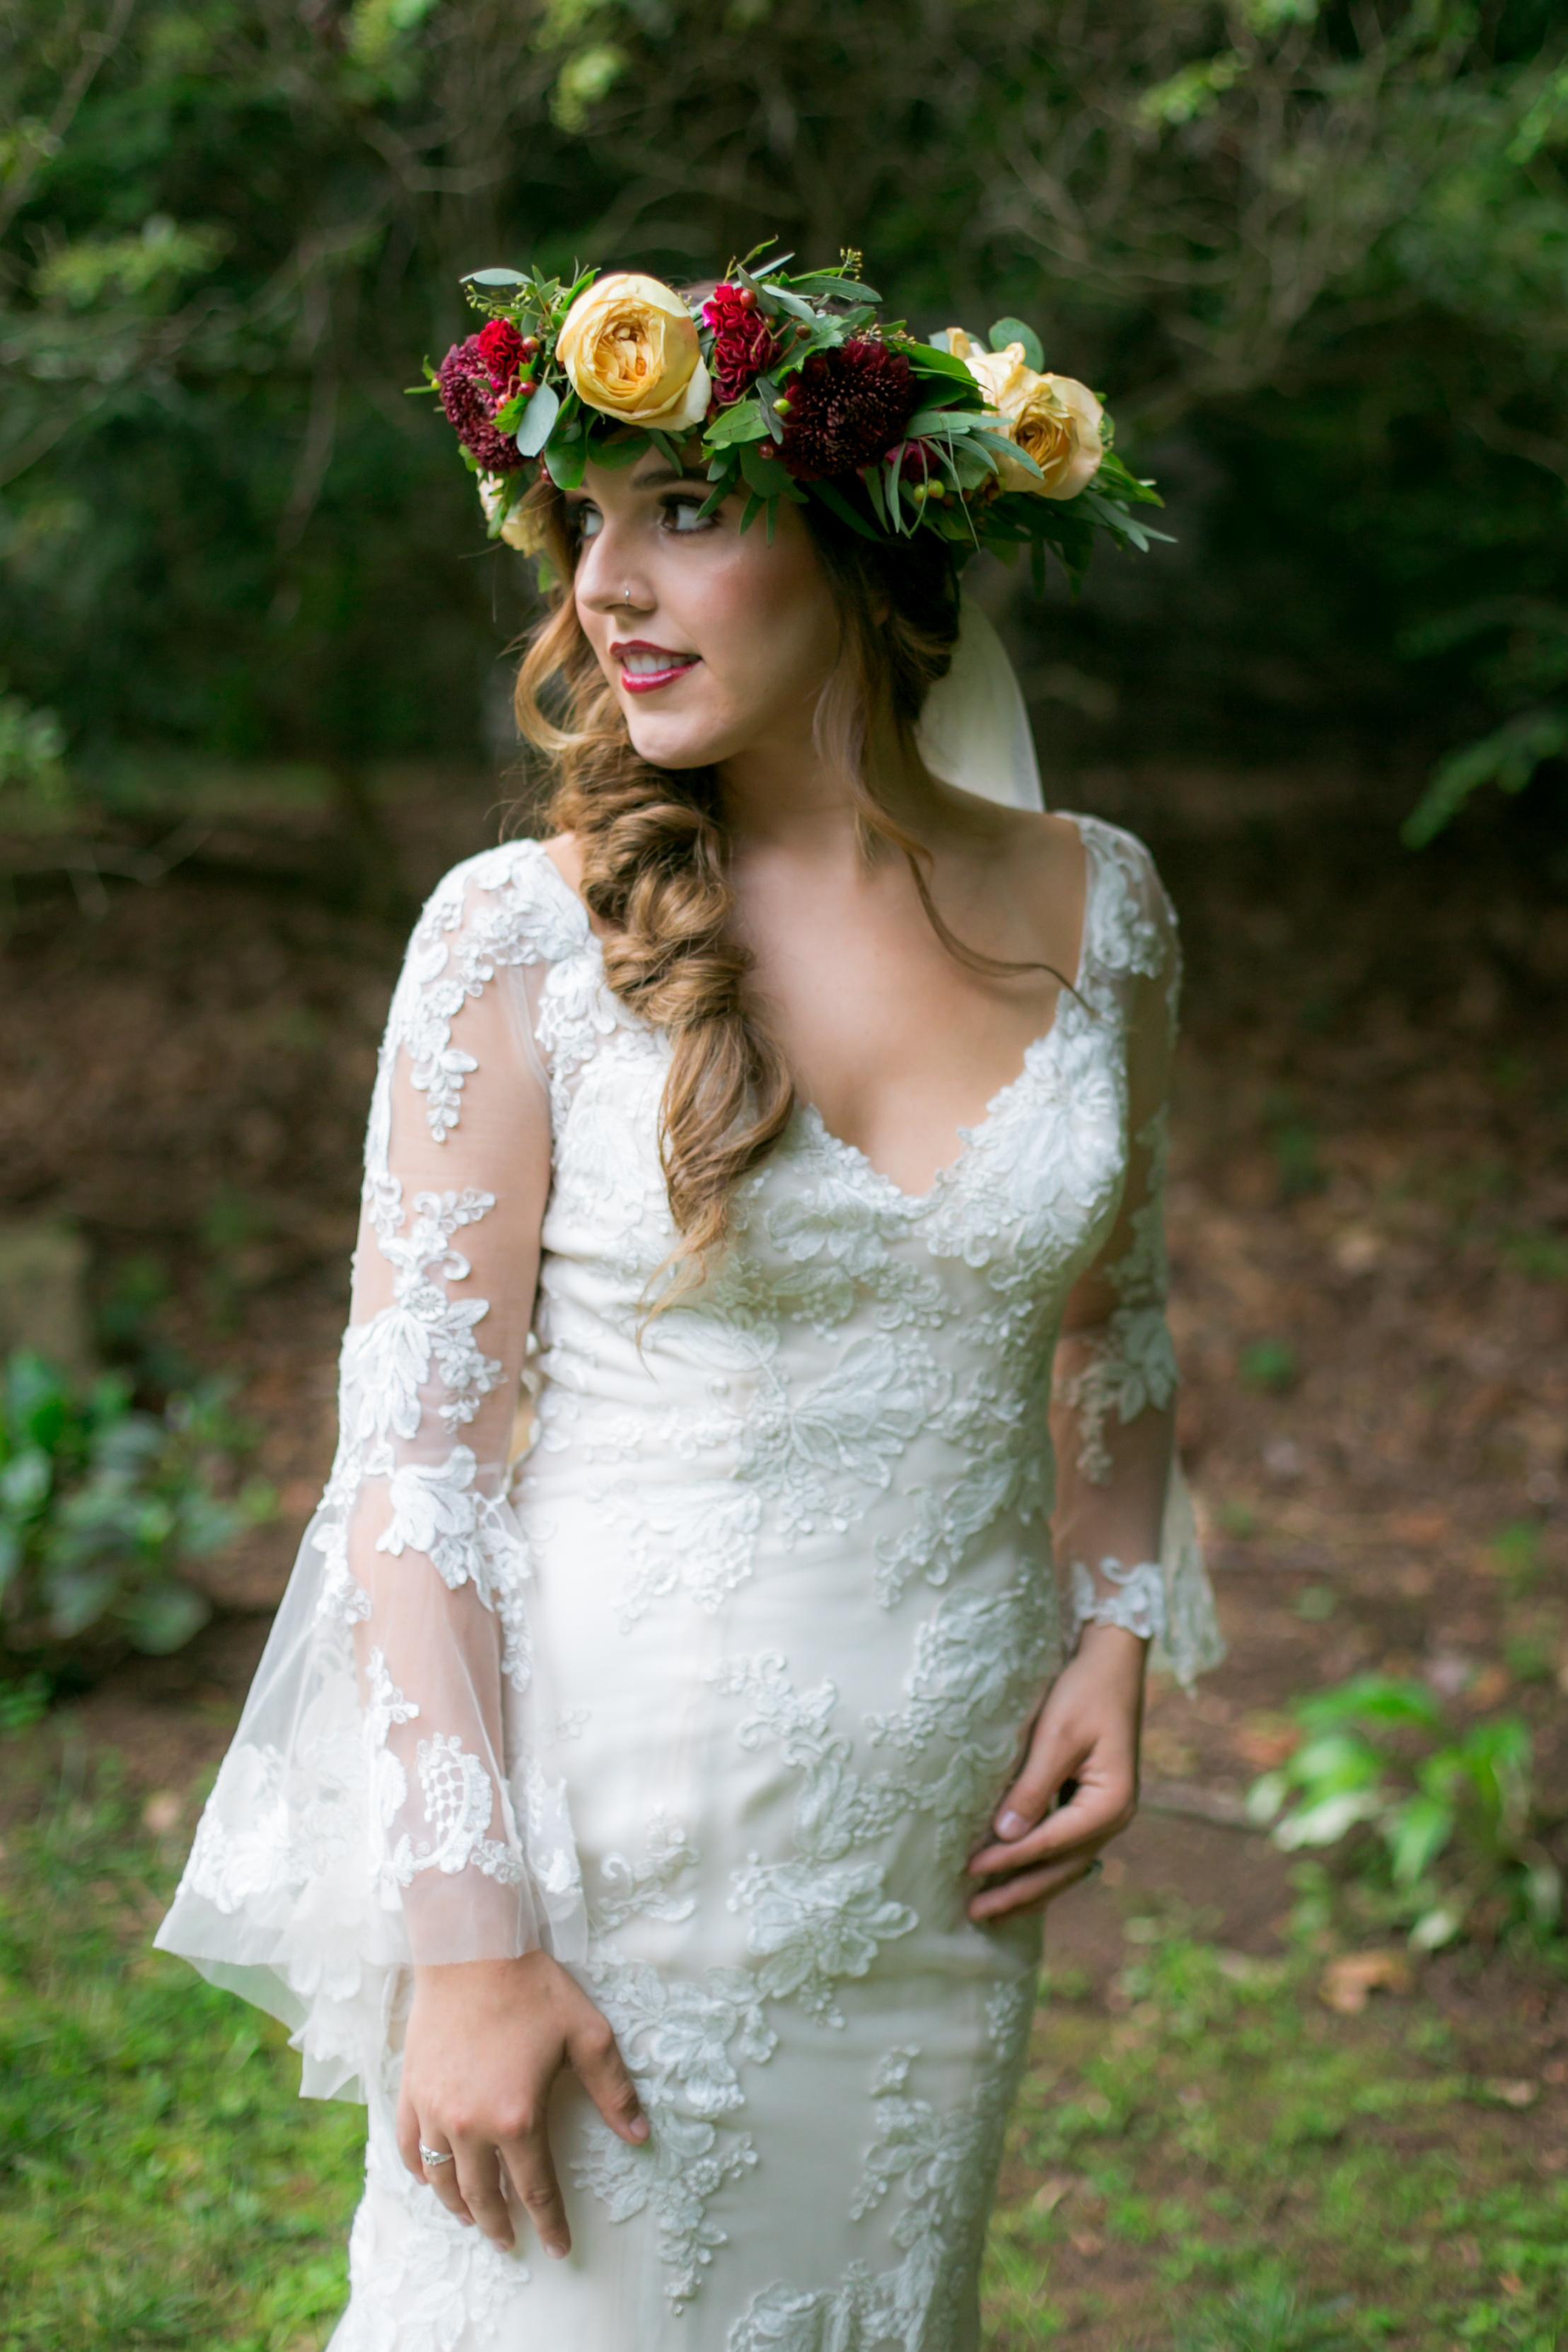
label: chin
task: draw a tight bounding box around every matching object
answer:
[622,701,740,772]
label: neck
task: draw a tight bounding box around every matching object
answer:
[714,702,940,862]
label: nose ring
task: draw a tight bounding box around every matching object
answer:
[622,586,632,605]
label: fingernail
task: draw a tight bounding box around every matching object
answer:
[548,2242,569,2261]
[995,1809,1027,1839]
[628,2115,650,2141]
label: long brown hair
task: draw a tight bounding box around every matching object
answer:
[513,465,1047,1302]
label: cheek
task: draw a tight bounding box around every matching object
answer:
[691,535,838,705]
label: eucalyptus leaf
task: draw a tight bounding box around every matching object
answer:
[544,434,587,491]
[516,380,559,458]
[463,267,530,287]
[989,316,1045,371]
[784,272,883,303]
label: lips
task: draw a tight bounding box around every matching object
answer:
[613,639,700,695]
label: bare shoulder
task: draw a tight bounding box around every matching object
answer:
[542,830,586,895]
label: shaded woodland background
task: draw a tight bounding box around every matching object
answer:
[2,0,1567,835]
[2,6,1568,2348]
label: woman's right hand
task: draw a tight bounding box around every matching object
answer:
[396,1950,648,2257]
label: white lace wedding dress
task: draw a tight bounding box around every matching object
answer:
[158,810,1221,2352]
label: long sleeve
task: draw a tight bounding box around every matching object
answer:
[156,846,589,2098]
[1048,857,1224,1692]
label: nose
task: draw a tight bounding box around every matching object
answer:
[576,517,654,618]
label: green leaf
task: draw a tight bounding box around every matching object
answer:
[463,267,530,287]
[543,435,587,491]
[704,398,770,449]
[737,441,788,499]
[1386,1793,1456,1885]
[737,489,768,535]
[989,317,1045,371]
[807,480,882,542]
[1296,1674,1444,1735]
[1274,1789,1385,1850]
[781,272,883,303]
[516,381,559,458]
[588,428,651,470]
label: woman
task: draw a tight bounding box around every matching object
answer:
[158,257,1220,2348]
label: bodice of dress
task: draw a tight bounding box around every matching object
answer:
[156,811,1221,2104]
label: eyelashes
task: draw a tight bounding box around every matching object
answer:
[566,494,717,551]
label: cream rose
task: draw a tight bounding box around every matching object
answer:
[556,272,711,431]
[947,328,1104,501]
[478,475,546,555]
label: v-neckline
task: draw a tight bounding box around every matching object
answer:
[796,812,1098,1210]
[528,814,1099,1211]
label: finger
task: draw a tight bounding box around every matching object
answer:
[968,1778,1134,1879]
[419,2140,478,2230]
[571,2015,650,2145]
[499,2129,571,2261]
[968,1853,1100,1922]
[453,2136,516,2250]
[990,1725,1085,1843]
[395,2092,425,2183]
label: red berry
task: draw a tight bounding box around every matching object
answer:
[519,335,540,360]
[738,286,757,311]
[517,376,535,397]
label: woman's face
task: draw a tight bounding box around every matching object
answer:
[567,449,842,772]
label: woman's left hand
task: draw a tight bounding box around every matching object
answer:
[965,1621,1146,1921]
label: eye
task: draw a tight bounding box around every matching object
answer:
[569,502,603,544]
[662,495,714,535]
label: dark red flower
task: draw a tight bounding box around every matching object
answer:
[779,340,919,481]
[702,283,780,410]
[437,333,525,473]
[477,318,528,397]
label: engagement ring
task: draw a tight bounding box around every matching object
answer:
[419,2144,454,2168]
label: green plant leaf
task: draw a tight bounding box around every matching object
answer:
[1386,1792,1455,1885]
[517,381,559,458]
[462,267,530,287]
[989,316,1045,371]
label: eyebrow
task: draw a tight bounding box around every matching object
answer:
[631,464,710,490]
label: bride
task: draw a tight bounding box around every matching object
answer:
[158,256,1220,2348]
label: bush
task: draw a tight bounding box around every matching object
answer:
[0,1350,274,1674]
[1247,1672,1562,1952]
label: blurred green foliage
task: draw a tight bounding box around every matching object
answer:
[0,1350,276,1672]
[0,1751,363,2347]
[1,1,1566,841]
[1247,1672,1562,1952]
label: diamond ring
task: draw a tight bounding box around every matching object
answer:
[419,2143,454,2168]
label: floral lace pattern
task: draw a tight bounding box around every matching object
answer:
[156,816,1223,2347]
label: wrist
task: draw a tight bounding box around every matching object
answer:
[1071,1618,1149,1696]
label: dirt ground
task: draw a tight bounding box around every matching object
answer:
[2,751,1564,2032]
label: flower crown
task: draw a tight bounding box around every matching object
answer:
[424,246,1164,586]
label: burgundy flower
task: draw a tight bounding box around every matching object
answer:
[437,333,524,473]
[477,318,528,397]
[702,283,780,410]
[779,339,919,481]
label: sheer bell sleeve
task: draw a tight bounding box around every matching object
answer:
[1048,855,1224,1693]
[156,850,587,2099]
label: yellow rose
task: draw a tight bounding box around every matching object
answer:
[946,328,1104,501]
[556,272,711,431]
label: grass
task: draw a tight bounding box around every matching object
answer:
[0,1747,362,2351]
[1,1744,1564,2350]
[981,1930,1568,2350]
